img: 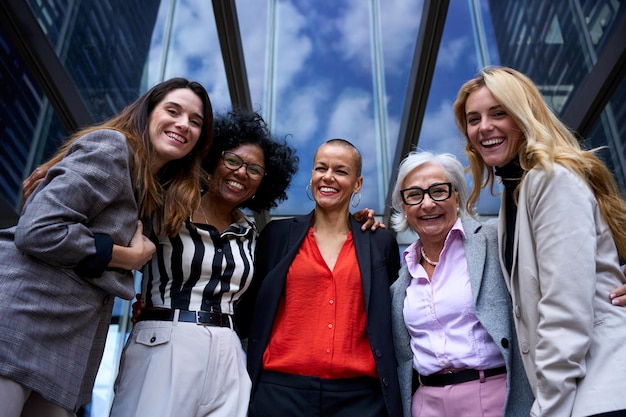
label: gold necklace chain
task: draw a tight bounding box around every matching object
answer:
[198,204,209,224]
[420,246,439,266]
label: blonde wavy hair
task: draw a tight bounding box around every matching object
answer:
[36,78,213,237]
[453,66,626,258]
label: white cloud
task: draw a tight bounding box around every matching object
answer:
[275,83,330,146]
[419,99,465,158]
[272,2,313,96]
[325,91,384,207]
[332,0,370,67]
[436,36,470,69]
[333,0,421,74]
[145,1,232,108]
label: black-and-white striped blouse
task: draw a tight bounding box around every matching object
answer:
[143,210,257,315]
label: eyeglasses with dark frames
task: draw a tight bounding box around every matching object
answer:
[400,182,453,205]
[221,151,266,181]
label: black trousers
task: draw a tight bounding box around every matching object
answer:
[249,371,388,417]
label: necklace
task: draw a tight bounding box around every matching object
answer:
[420,246,439,266]
[198,204,209,224]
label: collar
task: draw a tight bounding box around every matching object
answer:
[402,217,465,268]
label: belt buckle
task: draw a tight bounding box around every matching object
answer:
[195,310,203,325]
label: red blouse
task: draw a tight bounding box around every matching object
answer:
[263,227,377,379]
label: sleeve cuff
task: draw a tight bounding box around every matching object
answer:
[75,233,114,278]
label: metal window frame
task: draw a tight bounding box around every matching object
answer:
[212,0,271,230]
[383,0,450,227]
[0,0,92,133]
[561,10,626,138]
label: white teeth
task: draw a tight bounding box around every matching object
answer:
[226,180,244,190]
[320,187,337,193]
[481,138,504,146]
[166,132,186,143]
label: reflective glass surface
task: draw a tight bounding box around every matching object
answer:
[144,1,231,110]
[1,1,625,415]
[238,0,422,214]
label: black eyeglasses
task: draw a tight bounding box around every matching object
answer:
[221,151,266,180]
[400,182,453,205]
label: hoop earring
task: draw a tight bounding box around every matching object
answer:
[351,192,361,208]
[305,184,314,201]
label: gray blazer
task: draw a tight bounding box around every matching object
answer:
[390,218,533,417]
[0,130,139,411]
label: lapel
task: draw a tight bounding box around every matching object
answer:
[272,213,373,312]
[273,212,313,278]
[463,218,486,305]
[395,266,413,311]
[497,199,513,291]
[350,215,372,313]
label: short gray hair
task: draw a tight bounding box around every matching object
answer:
[391,151,470,233]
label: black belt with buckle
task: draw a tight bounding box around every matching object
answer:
[137,309,232,328]
[418,366,507,387]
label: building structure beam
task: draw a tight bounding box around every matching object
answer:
[212,0,271,229]
[383,0,450,227]
[0,0,92,133]
[561,10,626,138]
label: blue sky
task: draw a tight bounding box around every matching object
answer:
[144,0,502,217]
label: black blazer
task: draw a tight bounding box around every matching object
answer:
[237,211,402,417]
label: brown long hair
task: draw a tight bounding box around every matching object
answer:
[38,78,213,236]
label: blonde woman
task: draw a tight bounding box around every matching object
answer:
[453,66,626,416]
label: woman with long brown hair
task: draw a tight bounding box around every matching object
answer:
[0,78,213,416]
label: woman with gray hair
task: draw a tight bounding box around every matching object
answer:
[389,151,533,417]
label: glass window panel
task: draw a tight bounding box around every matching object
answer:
[0,24,67,220]
[419,0,502,216]
[27,0,162,122]
[144,0,231,112]
[237,0,421,216]
[587,75,626,196]
[487,0,623,118]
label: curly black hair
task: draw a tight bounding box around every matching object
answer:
[202,109,299,212]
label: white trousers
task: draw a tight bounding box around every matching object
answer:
[109,318,251,417]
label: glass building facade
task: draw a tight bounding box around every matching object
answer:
[1,0,624,415]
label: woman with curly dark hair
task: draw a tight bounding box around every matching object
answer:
[202,109,298,213]
[109,109,299,417]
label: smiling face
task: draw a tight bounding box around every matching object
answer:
[464,86,523,168]
[209,143,264,210]
[148,88,204,173]
[402,162,459,246]
[310,143,362,213]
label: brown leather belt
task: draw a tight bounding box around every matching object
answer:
[419,366,506,387]
[137,309,233,328]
